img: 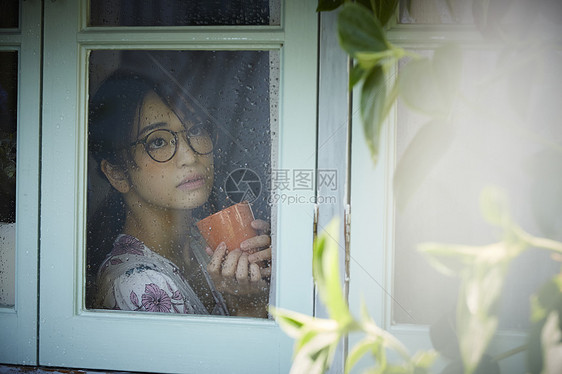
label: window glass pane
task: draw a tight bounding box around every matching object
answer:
[86,50,276,319]
[392,49,562,329]
[0,51,18,308]
[0,0,19,29]
[88,0,280,26]
[399,0,474,24]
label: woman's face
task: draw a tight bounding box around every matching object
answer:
[124,91,214,211]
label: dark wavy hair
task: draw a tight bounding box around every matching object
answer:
[86,70,157,306]
[85,69,214,306]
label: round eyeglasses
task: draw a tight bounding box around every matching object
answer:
[130,124,214,163]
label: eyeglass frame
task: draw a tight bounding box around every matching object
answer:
[129,123,215,163]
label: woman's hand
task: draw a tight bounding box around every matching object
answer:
[206,219,272,317]
[241,219,271,278]
[206,219,272,280]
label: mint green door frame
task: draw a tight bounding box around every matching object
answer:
[40,1,317,372]
[0,1,41,365]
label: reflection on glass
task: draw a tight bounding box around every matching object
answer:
[0,51,18,308]
[89,0,280,26]
[399,0,474,24]
[392,49,562,329]
[86,50,275,318]
[0,0,19,29]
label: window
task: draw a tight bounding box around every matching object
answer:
[85,48,276,317]
[38,0,317,372]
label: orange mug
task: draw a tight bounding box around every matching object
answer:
[196,201,257,252]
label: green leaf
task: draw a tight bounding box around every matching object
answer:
[291,344,326,374]
[361,65,386,164]
[479,186,511,228]
[528,274,562,374]
[292,331,340,374]
[345,337,380,374]
[457,290,499,374]
[393,119,456,211]
[539,311,562,374]
[449,240,525,374]
[297,329,320,351]
[356,0,375,12]
[350,63,366,88]
[317,0,345,12]
[269,307,318,339]
[353,45,405,71]
[419,241,520,275]
[354,50,392,70]
[338,3,389,58]
[372,0,400,27]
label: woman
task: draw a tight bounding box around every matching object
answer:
[87,69,271,317]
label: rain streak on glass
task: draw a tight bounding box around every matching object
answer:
[86,50,276,319]
[0,51,18,308]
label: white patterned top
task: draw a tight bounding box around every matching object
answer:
[95,233,228,315]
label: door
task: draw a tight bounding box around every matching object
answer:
[348,1,562,373]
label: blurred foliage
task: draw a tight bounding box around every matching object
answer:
[273,0,562,373]
[271,220,438,374]
[274,191,562,373]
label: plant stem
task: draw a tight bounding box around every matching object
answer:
[517,227,562,254]
[493,344,527,362]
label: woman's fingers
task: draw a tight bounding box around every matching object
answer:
[248,247,271,263]
[236,253,249,282]
[260,266,271,278]
[207,237,270,298]
[207,242,227,274]
[221,249,242,277]
[240,235,270,252]
[249,263,261,282]
[251,219,270,233]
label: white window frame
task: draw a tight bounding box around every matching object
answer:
[39,1,317,372]
[0,1,41,365]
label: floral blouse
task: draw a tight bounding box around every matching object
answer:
[95,233,228,315]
